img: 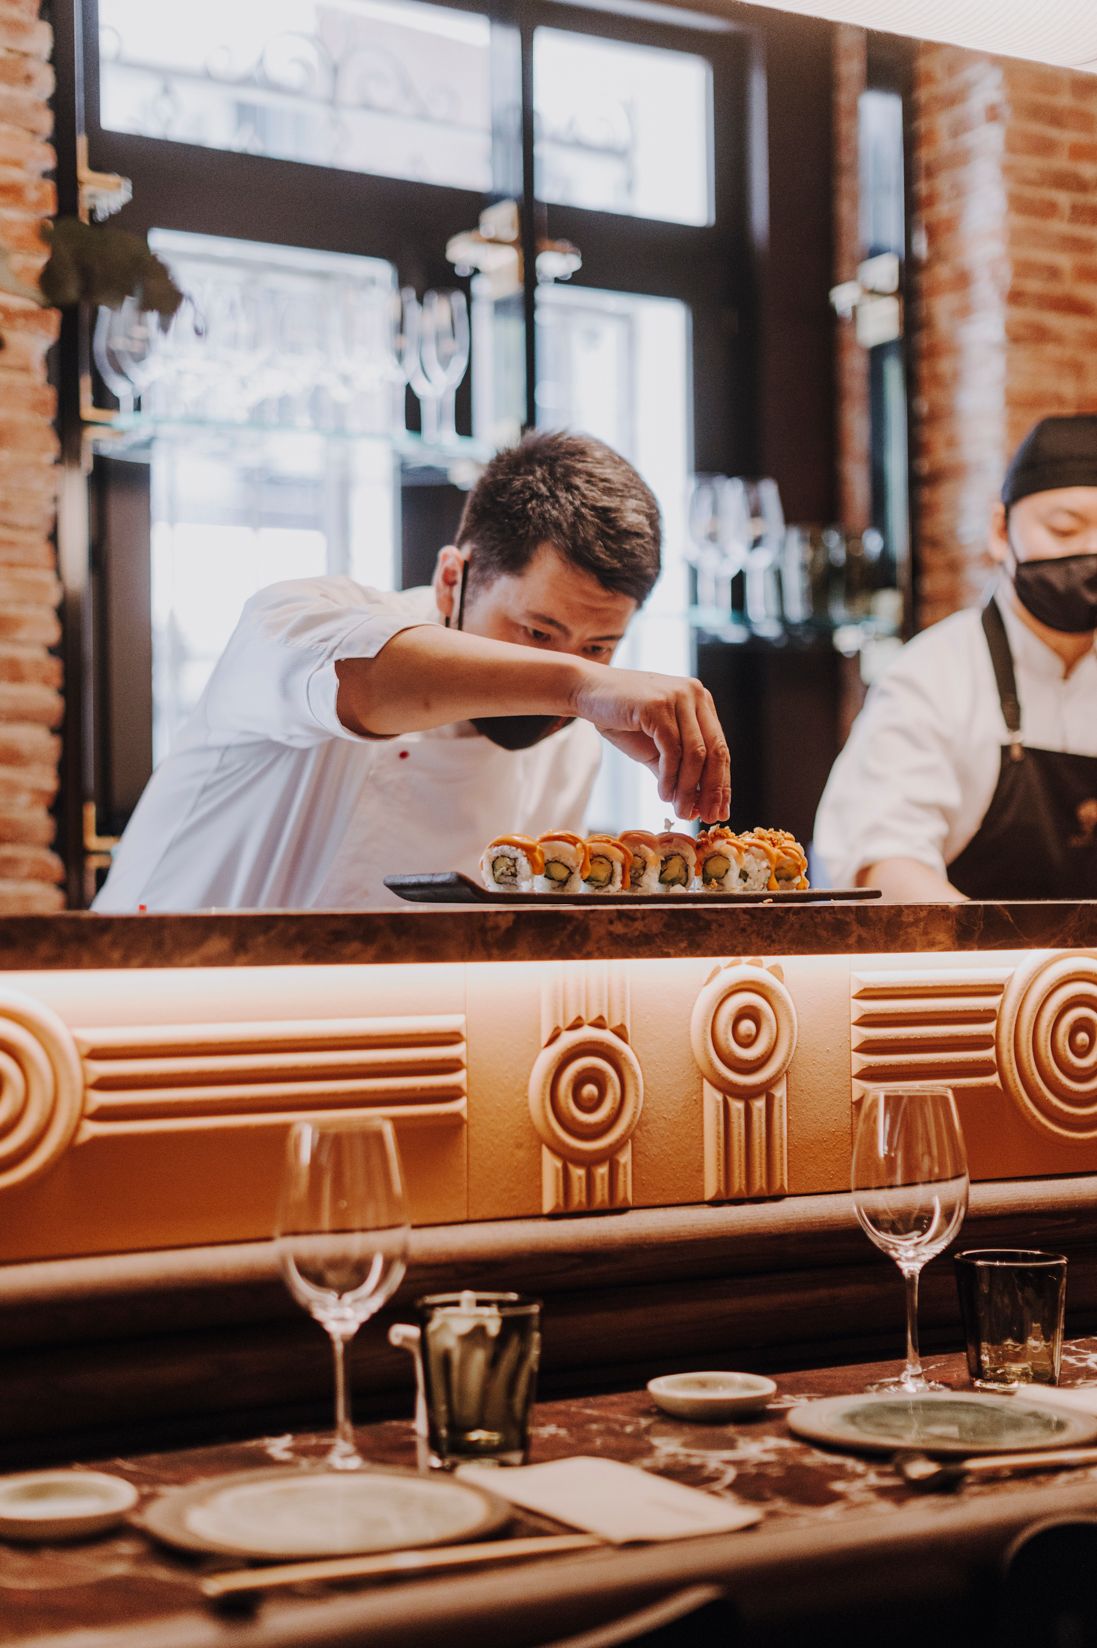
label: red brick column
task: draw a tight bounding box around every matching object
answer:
[908,46,1097,629]
[833,24,871,536]
[0,0,63,912]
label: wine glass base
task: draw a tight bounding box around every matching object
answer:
[326,1440,368,1472]
[865,1375,950,1394]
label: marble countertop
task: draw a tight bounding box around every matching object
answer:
[6,1343,1097,1646]
[0,899,1094,968]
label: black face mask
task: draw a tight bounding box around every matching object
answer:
[444,554,575,750]
[471,713,574,750]
[1011,548,1097,635]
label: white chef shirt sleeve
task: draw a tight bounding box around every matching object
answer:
[812,636,967,887]
[200,579,430,748]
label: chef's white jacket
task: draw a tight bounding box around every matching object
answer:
[93,578,602,911]
[813,585,1097,888]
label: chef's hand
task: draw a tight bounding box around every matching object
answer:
[571,665,731,823]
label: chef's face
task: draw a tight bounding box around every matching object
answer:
[988,487,1097,564]
[435,541,638,662]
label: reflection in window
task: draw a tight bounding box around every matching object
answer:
[533,29,712,227]
[536,285,692,830]
[142,230,398,436]
[150,435,396,762]
[99,0,492,191]
[135,234,400,762]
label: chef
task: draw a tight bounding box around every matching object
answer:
[95,431,731,911]
[814,413,1097,901]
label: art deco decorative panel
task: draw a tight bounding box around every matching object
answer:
[850,966,1011,1104]
[74,1015,468,1129]
[0,988,84,1191]
[691,960,796,1201]
[995,951,1097,1142]
[528,961,642,1214]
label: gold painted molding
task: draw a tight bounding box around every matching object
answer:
[691,960,795,1201]
[529,962,642,1214]
[0,987,84,1190]
[996,951,1097,1143]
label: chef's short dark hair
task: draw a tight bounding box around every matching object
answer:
[456,431,662,605]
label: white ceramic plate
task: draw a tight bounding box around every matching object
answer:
[787,1390,1097,1457]
[648,1372,777,1421]
[0,1470,138,1541]
[142,1467,511,1560]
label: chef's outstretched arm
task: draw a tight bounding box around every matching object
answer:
[335,624,730,823]
[856,858,966,903]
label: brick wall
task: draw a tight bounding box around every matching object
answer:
[833,24,872,535]
[909,44,1097,627]
[0,0,62,912]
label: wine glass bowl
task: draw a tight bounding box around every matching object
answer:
[276,1117,410,1470]
[851,1086,969,1393]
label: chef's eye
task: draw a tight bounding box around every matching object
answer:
[584,644,611,660]
[524,626,552,644]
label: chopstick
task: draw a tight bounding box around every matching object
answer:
[200,1532,602,1600]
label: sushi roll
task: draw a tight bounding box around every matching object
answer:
[696,826,746,892]
[736,832,778,892]
[654,831,698,893]
[583,834,633,893]
[479,834,544,893]
[745,827,810,890]
[619,830,661,893]
[536,831,590,894]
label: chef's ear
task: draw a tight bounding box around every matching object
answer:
[434,544,469,620]
[987,502,1010,566]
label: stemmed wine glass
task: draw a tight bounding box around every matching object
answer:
[729,477,785,635]
[419,288,470,448]
[851,1086,969,1393]
[276,1116,410,1470]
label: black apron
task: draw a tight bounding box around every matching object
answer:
[947,601,1097,899]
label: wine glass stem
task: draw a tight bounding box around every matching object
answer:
[329,1328,360,1469]
[902,1267,923,1383]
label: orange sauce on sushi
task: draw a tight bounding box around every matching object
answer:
[587,834,633,891]
[537,831,591,876]
[486,835,545,874]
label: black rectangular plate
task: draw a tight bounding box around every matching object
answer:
[384,872,883,906]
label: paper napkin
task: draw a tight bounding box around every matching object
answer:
[456,1456,762,1544]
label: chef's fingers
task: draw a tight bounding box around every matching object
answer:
[645,703,681,807]
[671,695,707,821]
[695,690,731,822]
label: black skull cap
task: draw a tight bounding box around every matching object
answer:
[1002,413,1097,506]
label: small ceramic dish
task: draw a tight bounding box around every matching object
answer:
[647,1371,778,1421]
[0,1470,138,1542]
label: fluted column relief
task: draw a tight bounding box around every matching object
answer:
[691,960,796,1201]
[851,967,1011,1103]
[0,988,84,1190]
[996,952,1097,1143]
[72,1015,469,1130]
[528,962,642,1214]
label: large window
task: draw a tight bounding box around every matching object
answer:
[66,0,750,889]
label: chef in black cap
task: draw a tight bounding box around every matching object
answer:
[814,413,1097,900]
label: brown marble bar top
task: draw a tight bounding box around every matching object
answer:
[0,899,1095,969]
[8,1343,1097,1647]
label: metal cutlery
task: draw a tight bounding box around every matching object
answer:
[896,1446,1097,1492]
